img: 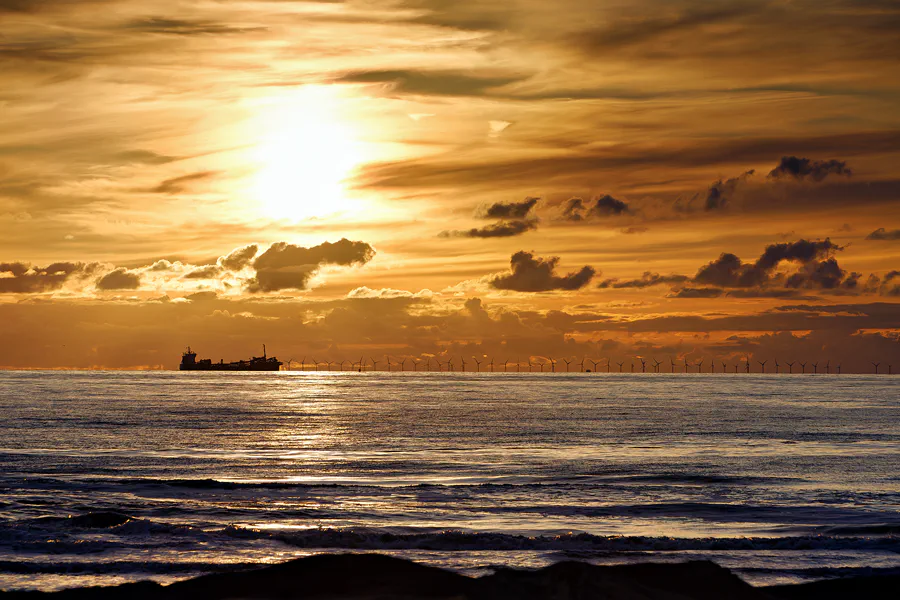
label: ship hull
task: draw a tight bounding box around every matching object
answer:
[180,362,282,371]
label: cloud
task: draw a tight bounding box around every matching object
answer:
[866,228,900,241]
[694,239,843,289]
[701,170,754,211]
[335,69,522,97]
[248,239,375,292]
[0,262,85,293]
[768,156,851,181]
[150,171,217,195]
[668,287,724,299]
[96,267,141,291]
[490,251,595,292]
[479,197,538,219]
[124,17,266,36]
[561,195,631,221]
[183,265,222,280]
[599,272,689,289]
[218,244,259,270]
[441,220,538,238]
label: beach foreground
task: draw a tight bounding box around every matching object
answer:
[1,554,897,600]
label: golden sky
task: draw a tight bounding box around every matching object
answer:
[1,0,899,370]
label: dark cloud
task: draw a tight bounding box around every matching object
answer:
[218,244,259,271]
[335,70,522,97]
[668,287,724,299]
[441,220,537,238]
[866,228,900,241]
[150,171,216,195]
[694,239,842,288]
[96,267,141,291]
[0,261,83,293]
[599,272,689,289]
[359,131,900,192]
[249,239,375,292]
[701,170,754,211]
[124,17,266,36]
[480,197,538,219]
[490,251,595,292]
[576,5,759,54]
[183,265,222,280]
[561,195,631,221]
[768,156,852,181]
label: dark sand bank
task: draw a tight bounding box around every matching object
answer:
[1,554,897,600]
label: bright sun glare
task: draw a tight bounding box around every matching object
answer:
[253,86,362,221]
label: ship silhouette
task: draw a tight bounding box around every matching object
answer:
[180,345,282,371]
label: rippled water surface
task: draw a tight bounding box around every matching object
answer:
[0,371,898,590]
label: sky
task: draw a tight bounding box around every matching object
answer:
[1,0,899,371]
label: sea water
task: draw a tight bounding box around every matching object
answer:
[0,371,897,591]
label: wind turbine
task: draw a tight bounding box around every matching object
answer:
[604,358,611,373]
[774,359,780,374]
[670,357,676,373]
[630,361,635,373]
[616,361,624,373]
[563,358,572,372]
[550,358,557,373]
[460,357,467,372]
[446,358,454,372]
[684,357,690,373]
[652,359,662,373]
[825,361,830,375]
[800,362,807,374]
[639,358,647,373]
[579,358,586,373]
[744,357,750,373]
[370,357,378,371]
[721,360,728,373]
[358,356,364,372]
[489,358,494,372]
[710,359,715,374]
[310,357,319,371]
[697,358,704,373]
[399,358,407,371]
[472,357,482,372]
[812,362,818,375]
[758,359,767,374]
[872,362,880,374]
[539,359,545,373]
[426,357,433,371]
[786,361,795,374]
[589,359,599,373]
[503,359,509,372]
[836,364,841,375]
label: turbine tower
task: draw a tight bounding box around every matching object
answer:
[489,358,494,372]
[774,359,780,374]
[460,357,467,372]
[812,362,818,375]
[550,358,557,373]
[697,358,704,373]
[800,362,807,374]
[563,358,572,372]
[872,362,880,374]
[589,359,599,373]
[640,358,647,373]
[758,359,767,374]
[472,357,482,372]
[786,361,795,374]
[652,359,662,373]
[370,357,378,371]
[616,361,624,373]
[670,357,676,373]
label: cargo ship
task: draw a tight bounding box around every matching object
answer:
[179,345,283,371]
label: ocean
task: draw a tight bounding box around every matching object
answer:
[0,371,897,591]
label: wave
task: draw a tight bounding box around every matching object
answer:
[229,527,900,553]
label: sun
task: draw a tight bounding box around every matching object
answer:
[252,86,362,221]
